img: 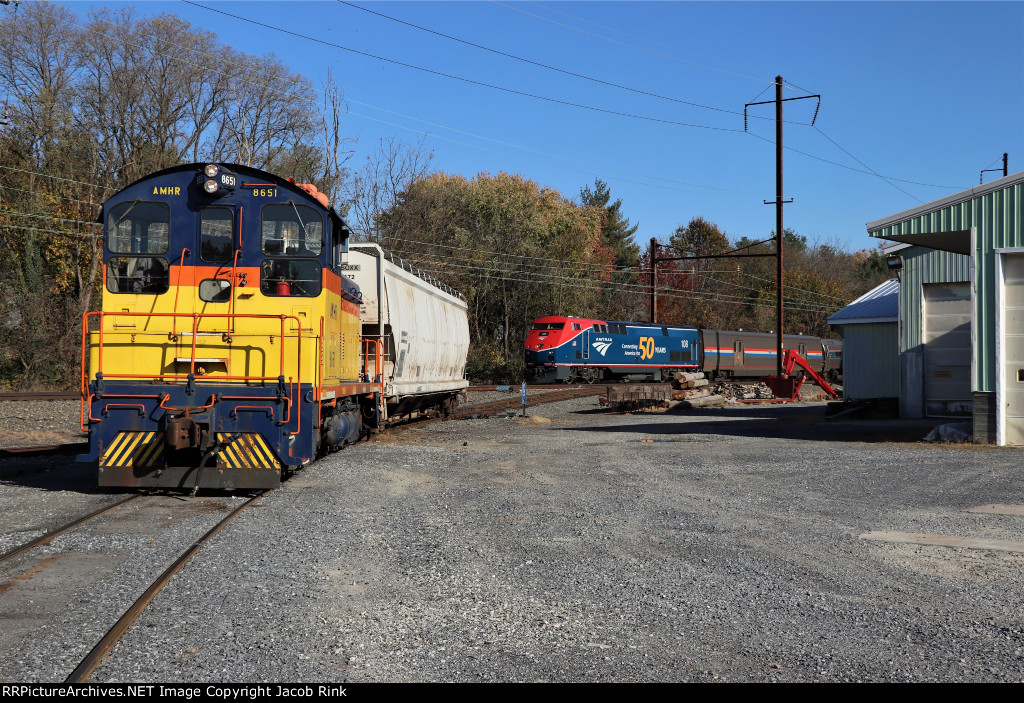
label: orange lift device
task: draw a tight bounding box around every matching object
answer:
[765,350,839,401]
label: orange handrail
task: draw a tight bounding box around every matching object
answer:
[317,317,324,429]
[81,311,305,429]
[159,394,217,413]
[171,247,191,338]
[227,248,241,333]
[360,337,386,423]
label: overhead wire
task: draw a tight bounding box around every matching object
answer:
[345,105,747,196]
[410,257,841,315]
[180,1,962,201]
[490,0,774,85]
[381,244,843,312]
[0,163,116,192]
[7,8,750,200]
[183,1,745,134]
[0,208,101,228]
[744,131,966,189]
[783,78,993,161]
[0,184,102,208]
[812,125,924,203]
[0,221,101,240]
[339,0,774,121]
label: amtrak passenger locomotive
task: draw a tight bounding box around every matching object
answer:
[524,315,841,384]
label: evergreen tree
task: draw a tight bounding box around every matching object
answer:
[580,179,644,320]
[580,179,640,268]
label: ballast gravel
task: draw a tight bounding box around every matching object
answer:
[2,396,1024,682]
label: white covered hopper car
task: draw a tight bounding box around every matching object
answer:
[346,244,470,420]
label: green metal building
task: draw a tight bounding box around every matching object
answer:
[867,171,1024,443]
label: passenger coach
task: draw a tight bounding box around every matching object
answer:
[525,315,841,383]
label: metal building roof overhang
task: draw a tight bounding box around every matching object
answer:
[874,229,971,255]
[866,170,1024,252]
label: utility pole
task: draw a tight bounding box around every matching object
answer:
[649,237,657,323]
[745,77,819,377]
[773,76,785,377]
[981,153,1010,184]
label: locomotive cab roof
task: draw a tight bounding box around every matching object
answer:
[97,162,350,238]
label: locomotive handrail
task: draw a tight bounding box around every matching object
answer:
[159,394,217,414]
[102,403,146,417]
[227,248,241,333]
[171,248,191,339]
[361,335,385,398]
[230,405,276,419]
[81,311,306,433]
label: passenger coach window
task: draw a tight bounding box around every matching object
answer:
[261,204,322,256]
[106,257,170,294]
[107,202,169,254]
[201,207,233,262]
[260,259,322,297]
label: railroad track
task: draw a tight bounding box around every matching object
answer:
[0,392,78,402]
[2,388,607,453]
[1,386,603,679]
[455,386,606,417]
[0,491,268,682]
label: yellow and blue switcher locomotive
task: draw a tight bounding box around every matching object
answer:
[78,163,382,489]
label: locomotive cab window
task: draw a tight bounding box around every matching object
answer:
[201,207,234,262]
[106,256,170,294]
[261,259,322,297]
[261,204,323,256]
[107,201,169,254]
[531,322,564,331]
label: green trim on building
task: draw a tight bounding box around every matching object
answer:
[869,173,1024,393]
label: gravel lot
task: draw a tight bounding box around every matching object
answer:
[2,396,1024,682]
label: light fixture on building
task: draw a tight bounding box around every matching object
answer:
[887,254,903,271]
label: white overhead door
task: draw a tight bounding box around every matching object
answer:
[1000,254,1024,445]
[923,282,972,417]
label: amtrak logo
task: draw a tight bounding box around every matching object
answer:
[593,341,612,356]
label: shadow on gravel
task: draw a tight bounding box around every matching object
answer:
[564,404,945,444]
[0,451,117,494]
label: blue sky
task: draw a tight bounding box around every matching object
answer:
[59,1,1024,252]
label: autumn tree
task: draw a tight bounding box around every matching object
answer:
[0,1,352,388]
[376,172,609,380]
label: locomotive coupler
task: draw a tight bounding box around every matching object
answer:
[165,415,212,451]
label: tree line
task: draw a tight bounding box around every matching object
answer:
[375,182,890,381]
[0,2,889,388]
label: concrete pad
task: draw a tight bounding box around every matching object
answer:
[860,530,1024,554]
[966,504,1024,516]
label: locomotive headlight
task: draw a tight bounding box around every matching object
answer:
[197,164,237,196]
